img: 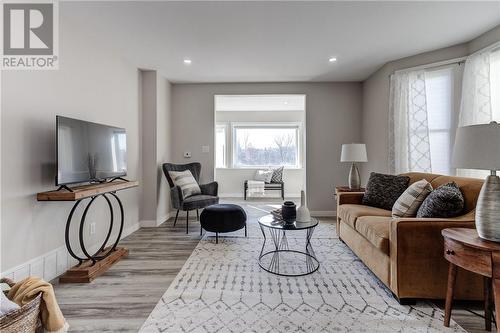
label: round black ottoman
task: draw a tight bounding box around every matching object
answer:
[200,204,247,243]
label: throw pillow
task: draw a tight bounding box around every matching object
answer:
[362,172,410,211]
[168,170,201,199]
[254,169,274,183]
[0,291,20,316]
[416,182,464,218]
[392,179,433,217]
[271,166,284,183]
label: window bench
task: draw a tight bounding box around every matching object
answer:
[244,180,284,200]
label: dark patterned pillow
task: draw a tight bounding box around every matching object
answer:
[271,166,284,183]
[362,172,410,211]
[416,182,464,218]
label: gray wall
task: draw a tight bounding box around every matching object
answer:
[171,83,363,212]
[361,24,500,181]
[1,19,141,271]
[140,71,173,226]
[140,71,158,222]
[156,76,172,223]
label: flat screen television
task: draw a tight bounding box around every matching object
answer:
[56,116,127,186]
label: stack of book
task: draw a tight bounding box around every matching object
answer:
[271,208,284,221]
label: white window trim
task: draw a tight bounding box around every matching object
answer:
[215,123,229,168]
[229,122,303,169]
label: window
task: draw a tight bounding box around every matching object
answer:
[232,124,300,168]
[215,124,227,168]
[215,94,305,169]
[425,67,453,175]
[390,66,458,175]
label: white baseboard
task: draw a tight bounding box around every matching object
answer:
[1,222,140,283]
[140,211,172,227]
[158,212,171,224]
[218,193,244,198]
[140,219,158,227]
[311,210,336,217]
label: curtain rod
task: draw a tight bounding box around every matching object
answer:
[390,40,500,77]
[390,56,467,77]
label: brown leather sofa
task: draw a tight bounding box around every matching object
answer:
[336,172,484,303]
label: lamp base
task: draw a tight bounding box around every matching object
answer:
[476,174,500,242]
[348,163,361,190]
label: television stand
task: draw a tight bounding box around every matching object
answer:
[37,180,139,283]
[108,176,129,183]
[56,184,74,192]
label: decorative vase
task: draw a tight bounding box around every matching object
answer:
[281,201,296,222]
[296,190,311,222]
[476,173,500,242]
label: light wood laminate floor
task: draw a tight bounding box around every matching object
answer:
[53,199,491,332]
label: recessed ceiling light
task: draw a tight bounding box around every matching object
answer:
[183,59,192,65]
[329,57,337,63]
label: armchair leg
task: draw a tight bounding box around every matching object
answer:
[186,211,189,234]
[200,225,203,236]
[282,184,285,200]
[216,232,219,244]
[196,209,199,221]
[174,210,179,226]
[244,225,247,237]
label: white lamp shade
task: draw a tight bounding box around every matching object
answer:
[341,143,367,162]
[452,122,500,170]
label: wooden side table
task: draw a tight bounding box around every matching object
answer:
[335,186,366,194]
[334,186,365,201]
[442,228,500,332]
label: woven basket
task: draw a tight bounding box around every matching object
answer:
[0,278,42,333]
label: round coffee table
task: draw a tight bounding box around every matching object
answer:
[258,214,319,276]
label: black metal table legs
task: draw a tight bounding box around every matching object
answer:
[65,192,124,266]
[258,225,319,276]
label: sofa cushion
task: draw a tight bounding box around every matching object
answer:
[392,179,433,217]
[416,182,464,218]
[355,216,390,255]
[362,172,410,210]
[337,204,391,229]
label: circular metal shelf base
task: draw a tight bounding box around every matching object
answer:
[259,249,320,277]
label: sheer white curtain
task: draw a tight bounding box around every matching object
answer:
[459,51,492,126]
[457,47,498,178]
[389,70,432,174]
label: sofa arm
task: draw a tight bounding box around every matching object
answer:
[337,192,364,205]
[200,181,218,196]
[389,211,482,300]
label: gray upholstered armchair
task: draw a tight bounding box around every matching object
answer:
[162,162,219,234]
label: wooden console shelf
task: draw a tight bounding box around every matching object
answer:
[37,180,138,283]
[37,180,138,201]
[59,247,129,283]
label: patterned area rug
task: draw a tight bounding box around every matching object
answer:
[140,214,465,333]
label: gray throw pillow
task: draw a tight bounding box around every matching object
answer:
[416,182,464,218]
[271,166,284,183]
[168,170,201,199]
[362,172,410,211]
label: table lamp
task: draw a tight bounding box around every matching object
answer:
[341,143,367,190]
[452,122,500,242]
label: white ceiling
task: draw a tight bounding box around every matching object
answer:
[64,1,500,83]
